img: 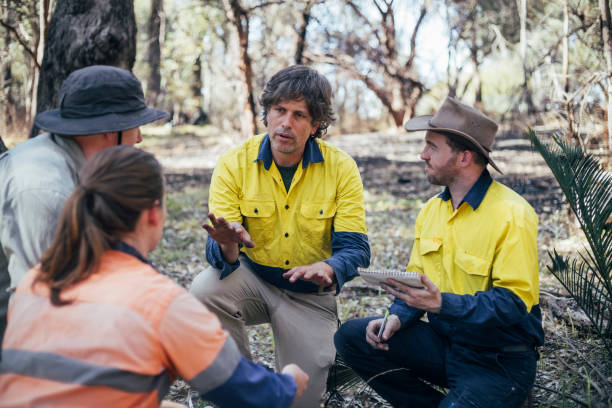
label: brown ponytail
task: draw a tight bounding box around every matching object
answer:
[34,146,164,305]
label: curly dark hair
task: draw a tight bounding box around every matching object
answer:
[260,65,335,138]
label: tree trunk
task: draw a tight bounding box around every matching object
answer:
[1,0,15,134]
[146,0,163,107]
[518,0,534,114]
[31,0,137,138]
[599,0,612,167]
[224,0,256,138]
[294,0,314,65]
[562,0,569,95]
[192,54,208,124]
[469,23,482,108]
[563,0,579,142]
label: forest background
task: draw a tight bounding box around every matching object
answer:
[1,0,611,407]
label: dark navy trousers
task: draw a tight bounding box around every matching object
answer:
[334,317,537,408]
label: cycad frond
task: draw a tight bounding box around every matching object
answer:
[528,130,612,355]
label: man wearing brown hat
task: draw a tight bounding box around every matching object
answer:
[334,97,544,407]
[0,65,168,348]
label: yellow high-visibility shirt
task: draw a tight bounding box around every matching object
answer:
[407,175,539,312]
[209,134,367,271]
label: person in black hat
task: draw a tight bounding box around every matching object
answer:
[0,65,169,348]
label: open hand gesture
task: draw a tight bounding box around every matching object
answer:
[202,213,254,263]
[202,213,254,248]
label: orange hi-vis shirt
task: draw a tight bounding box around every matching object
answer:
[0,250,242,407]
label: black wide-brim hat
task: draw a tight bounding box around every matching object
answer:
[35,65,169,136]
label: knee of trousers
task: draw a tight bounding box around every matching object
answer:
[189,266,226,305]
[334,318,371,359]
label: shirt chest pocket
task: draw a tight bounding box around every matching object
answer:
[418,237,443,283]
[240,200,276,245]
[299,201,337,243]
[454,249,492,294]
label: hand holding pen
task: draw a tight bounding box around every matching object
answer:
[377,310,389,340]
[365,311,401,350]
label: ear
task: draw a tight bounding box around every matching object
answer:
[145,202,162,227]
[457,150,473,168]
[102,132,118,145]
[310,122,320,136]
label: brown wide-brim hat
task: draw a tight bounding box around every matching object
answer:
[404,97,502,173]
[35,65,169,136]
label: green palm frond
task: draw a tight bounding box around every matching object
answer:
[528,130,612,355]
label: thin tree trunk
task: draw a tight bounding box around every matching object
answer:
[518,0,534,113]
[599,0,612,167]
[563,0,580,142]
[294,0,314,65]
[146,0,163,107]
[224,0,256,138]
[1,0,14,133]
[192,54,206,124]
[31,0,137,138]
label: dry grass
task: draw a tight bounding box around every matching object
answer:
[10,126,607,407]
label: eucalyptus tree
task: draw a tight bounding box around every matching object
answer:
[0,0,52,132]
[146,0,164,108]
[305,0,430,126]
[32,0,137,137]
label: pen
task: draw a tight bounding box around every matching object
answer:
[377,310,389,340]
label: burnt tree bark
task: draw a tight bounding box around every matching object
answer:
[146,0,163,107]
[294,0,315,65]
[31,0,136,138]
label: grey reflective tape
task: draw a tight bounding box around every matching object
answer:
[188,336,242,394]
[0,349,171,395]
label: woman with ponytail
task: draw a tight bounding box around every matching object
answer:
[0,146,307,407]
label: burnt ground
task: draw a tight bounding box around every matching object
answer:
[144,127,610,407]
[161,129,565,214]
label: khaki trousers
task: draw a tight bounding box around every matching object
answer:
[189,258,337,408]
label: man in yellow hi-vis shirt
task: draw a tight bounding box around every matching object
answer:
[335,97,544,408]
[190,65,370,408]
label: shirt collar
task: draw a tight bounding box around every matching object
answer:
[112,240,154,267]
[255,134,324,170]
[437,169,493,210]
[52,133,87,174]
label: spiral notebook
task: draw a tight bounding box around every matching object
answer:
[358,268,424,288]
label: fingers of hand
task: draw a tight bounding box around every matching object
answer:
[282,269,302,283]
[241,233,255,248]
[365,320,382,347]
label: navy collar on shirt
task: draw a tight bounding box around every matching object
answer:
[255,134,325,170]
[438,169,493,210]
[112,241,154,267]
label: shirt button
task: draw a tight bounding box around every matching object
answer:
[254,208,258,214]
[319,209,323,215]
[285,232,289,237]
[285,205,289,209]
[285,260,289,265]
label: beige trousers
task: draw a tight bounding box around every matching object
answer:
[190,258,337,408]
